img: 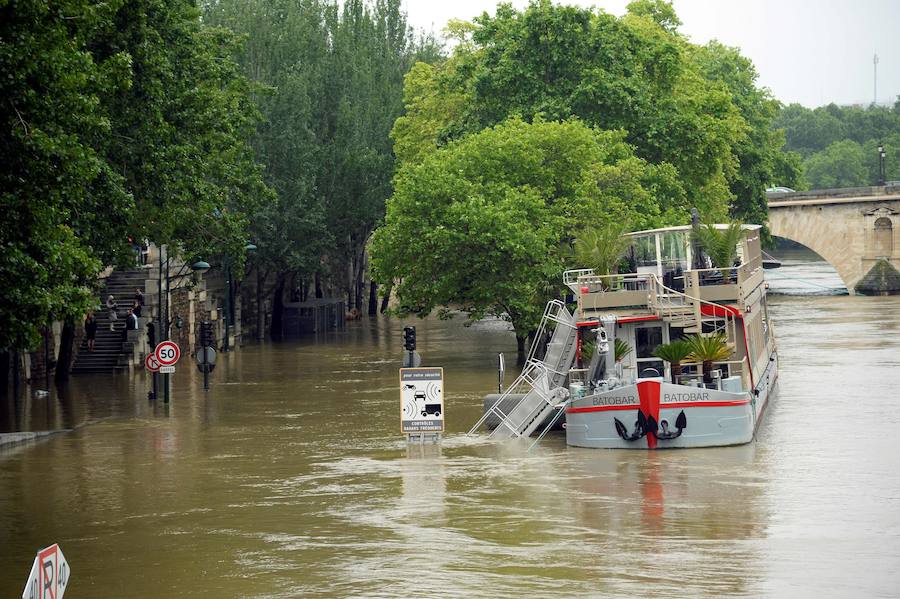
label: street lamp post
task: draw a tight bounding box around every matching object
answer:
[222,242,256,353]
[878,143,886,186]
[152,245,210,403]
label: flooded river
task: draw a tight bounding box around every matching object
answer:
[2,258,900,598]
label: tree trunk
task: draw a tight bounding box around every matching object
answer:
[55,319,76,382]
[368,281,377,316]
[315,271,323,299]
[270,274,286,339]
[515,333,528,364]
[354,244,366,312]
[379,282,392,314]
[256,269,267,340]
[0,351,9,397]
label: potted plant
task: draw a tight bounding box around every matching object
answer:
[572,223,631,289]
[692,221,744,281]
[652,339,693,383]
[613,338,632,378]
[685,333,732,385]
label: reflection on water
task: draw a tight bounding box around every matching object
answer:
[2,262,900,597]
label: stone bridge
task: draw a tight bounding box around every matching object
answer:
[767,185,900,294]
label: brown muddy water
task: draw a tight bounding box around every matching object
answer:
[2,260,900,598]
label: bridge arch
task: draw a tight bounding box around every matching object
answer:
[767,188,900,294]
[767,203,860,291]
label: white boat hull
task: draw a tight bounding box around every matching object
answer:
[565,351,778,449]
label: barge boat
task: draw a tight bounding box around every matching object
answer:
[470,224,778,449]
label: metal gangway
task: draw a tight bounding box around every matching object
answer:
[468,300,577,439]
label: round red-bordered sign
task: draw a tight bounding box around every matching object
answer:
[154,341,181,366]
[145,353,161,372]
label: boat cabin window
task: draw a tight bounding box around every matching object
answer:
[635,325,665,379]
[631,235,658,275]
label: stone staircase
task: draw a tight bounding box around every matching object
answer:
[71,270,153,374]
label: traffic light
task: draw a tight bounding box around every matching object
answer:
[200,320,214,348]
[403,326,416,351]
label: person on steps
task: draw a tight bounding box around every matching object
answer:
[84,313,98,352]
[106,295,118,331]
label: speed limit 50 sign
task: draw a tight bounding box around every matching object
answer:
[154,341,181,366]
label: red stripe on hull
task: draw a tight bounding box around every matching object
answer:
[637,381,660,449]
[566,404,640,414]
[566,398,750,414]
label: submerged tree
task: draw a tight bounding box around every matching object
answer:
[371,118,677,352]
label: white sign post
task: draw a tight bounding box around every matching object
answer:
[400,367,444,443]
[22,544,70,599]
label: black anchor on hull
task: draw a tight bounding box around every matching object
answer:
[654,410,687,440]
[614,410,649,442]
[614,410,687,441]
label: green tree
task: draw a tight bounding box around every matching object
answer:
[204,0,433,325]
[692,41,802,231]
[393,0,752,221]
[571,223,631,280]
[91,0,272,264]
[803,140,868,188]
[371,118,677,352]
[1,0,131,355]
[692,221,744,278]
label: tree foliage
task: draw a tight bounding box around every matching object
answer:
[775,101,900,188]
[371,118,680,343]
[692,221,744,278]
[390,0,794,224]
[203,0,439,309]
[1,0,270,352]
[375,0,792,339]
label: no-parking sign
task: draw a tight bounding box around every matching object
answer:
[145,353,161,372]
[154,341,181,366]
[22,543,70,599]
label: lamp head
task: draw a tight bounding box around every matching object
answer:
[192,260,211,273]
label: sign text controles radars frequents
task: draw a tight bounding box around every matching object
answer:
[400,367,444,433]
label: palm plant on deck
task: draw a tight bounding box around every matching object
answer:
[652,339,693,383]
[572,223,631,287]
[685,333,732,384]
[692,221,744,280]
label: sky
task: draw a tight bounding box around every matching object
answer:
[402,0,900,109]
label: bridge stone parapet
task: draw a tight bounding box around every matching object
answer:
[767,186,900,294]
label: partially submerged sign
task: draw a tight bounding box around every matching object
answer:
[22,544,69,599]
[400,368,444,433]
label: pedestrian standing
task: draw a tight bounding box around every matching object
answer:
[123,307,138,340]
[84,313,98,352]
[106,294,118,331]
[132,299,142,318]
[134,287,144,308]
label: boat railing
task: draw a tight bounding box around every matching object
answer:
[648,275,740,364]
[673,356,750,391]
[683,259,764,306]
[564,271,652,295]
